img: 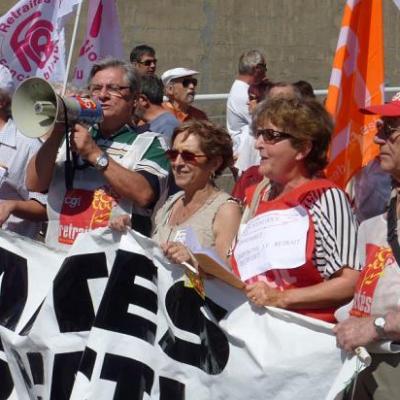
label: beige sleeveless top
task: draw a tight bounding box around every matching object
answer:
[152,190,233,249]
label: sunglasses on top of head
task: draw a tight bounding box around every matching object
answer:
[255,128,293,144]
[165,149,207,163]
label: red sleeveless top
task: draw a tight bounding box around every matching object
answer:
[231,179,339,322]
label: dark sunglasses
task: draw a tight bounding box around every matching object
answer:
[255,128,293,144]
[377,121,400,141]
[182,78,198,87]
[165,149,207,163]
[138,58,157,66]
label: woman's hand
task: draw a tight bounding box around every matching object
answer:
[109,214,131,233]
[245,281,288,308]
[161,241,195,265]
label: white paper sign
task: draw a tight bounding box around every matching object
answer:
[234,206,309,281]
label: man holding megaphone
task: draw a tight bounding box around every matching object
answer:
[23,58,169,251]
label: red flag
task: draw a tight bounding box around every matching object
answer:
[325,0,384,188]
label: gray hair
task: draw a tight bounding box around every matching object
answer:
[238,50,265,74]
[88,57,140,95]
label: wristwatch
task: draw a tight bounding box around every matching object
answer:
[93,152,109,171]
[373,316,386,338]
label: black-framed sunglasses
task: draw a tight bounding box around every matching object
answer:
[182,78,198,88]
[255,128,293,144]
[165,149,207,163]
[137,58,157,66]
[377,120,400,141]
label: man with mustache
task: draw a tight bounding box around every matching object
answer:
[26,58,169,249]
[161,67,208,122]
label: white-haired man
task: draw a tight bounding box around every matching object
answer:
[161,67,207,122]
[226,50,267,150]
[27,58,169,249]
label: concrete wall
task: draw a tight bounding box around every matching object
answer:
[1,0,400,115]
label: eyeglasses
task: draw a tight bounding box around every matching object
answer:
[376,121,400,142]
[173,78,198,88]
[248,93,259,102]
[89,84,130,97]
[137,58,157,66]
[165,149,207,163]
[255,128,293,144]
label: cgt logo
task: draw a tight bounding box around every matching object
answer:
[64,196,81,209]
[10,11,55,72]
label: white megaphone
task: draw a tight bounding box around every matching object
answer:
[11,77,103,138]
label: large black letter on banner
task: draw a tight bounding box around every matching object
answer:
[53,252,108,332]
[0,248,28,330]
[0,339,13,400]
[50,351,83,400]
[95,250,158,344]
[100,354,154,399]
[159,282,229,375]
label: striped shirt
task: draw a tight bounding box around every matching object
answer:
[301,187,361,278]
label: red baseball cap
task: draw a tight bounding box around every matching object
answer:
[360,92,400,117]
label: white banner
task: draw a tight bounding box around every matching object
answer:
[72,0,124,87]
[0,228,363,399]
[0,0,81,85]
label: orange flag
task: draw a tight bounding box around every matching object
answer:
[325,0,384,188]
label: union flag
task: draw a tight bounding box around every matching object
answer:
[325,0,384,188]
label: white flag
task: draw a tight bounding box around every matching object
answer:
[0,0,81,85]
[73,0,124,87]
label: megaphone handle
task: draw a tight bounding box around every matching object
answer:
[65,130,75,190]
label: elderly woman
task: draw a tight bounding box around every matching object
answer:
[154,120,242,265]
[230,96,360,322]
[112,119,242,268]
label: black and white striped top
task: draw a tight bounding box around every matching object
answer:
[301,187,361,278]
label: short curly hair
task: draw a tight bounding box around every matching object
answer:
[171,120,234,177]
[252,97,333,176]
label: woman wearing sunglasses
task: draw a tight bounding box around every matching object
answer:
[231,96,360,322]
[111,119,242,269]
[153,120,241,267]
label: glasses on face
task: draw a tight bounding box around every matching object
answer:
[379,123,400,142]
[248,93,259,102]
[176,78,198,88]
[165,149,207,163]
[137,58,157,66]
[89,83,130,97]
[255,128,293,144]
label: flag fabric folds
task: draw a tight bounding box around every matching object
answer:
[73,0,124,87]
[325,0,384,188]
[0,0,81,85]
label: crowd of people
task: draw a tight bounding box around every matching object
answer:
[1,44,400,399]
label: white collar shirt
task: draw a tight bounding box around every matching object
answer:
[0,119,47,238]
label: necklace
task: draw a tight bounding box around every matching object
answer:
[169,188,219,226]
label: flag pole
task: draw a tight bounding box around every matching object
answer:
[62,0,84,96]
